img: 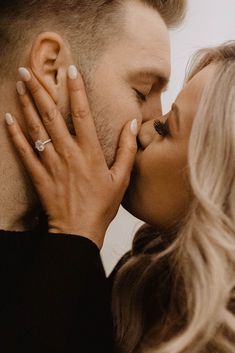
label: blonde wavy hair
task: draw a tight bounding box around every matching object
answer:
[112,41,235,353]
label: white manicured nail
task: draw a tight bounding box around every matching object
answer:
[16,81,26,95]
[18,67,31,82]
[68,65,78,80]
[5,113,14,125]
[130,119,138,136]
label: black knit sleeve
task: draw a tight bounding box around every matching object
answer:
[0,231,115,353]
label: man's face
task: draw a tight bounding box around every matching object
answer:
[86,1,171,166]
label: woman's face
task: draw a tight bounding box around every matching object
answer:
[123,64,215,229]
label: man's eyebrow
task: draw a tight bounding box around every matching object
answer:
[129,68,169,90]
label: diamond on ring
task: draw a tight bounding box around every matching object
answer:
[35,139,52,152]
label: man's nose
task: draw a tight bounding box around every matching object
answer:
[138,119,156,149]
[142,94,162,123]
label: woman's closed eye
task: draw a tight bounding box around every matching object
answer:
[154,120,170,137]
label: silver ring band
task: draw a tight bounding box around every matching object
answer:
[35,139,52,152]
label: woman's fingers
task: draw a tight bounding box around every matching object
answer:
[67,65,101,151]
[16,81,55,160]
[111,119,138,188]
[5,113,45,185]
[18,67,72,152]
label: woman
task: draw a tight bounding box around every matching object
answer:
[5,41,235,353]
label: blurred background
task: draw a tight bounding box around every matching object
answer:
[101,0,235,275]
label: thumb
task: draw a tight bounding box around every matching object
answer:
[111,119,138,185]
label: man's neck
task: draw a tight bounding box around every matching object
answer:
[0,80,40,231]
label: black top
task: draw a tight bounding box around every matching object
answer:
[0,228,116,353]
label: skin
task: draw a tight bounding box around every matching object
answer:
[0,0,170,231]
[6,65,216,250]
[6,67,138,249]
[88,1,170,165]
[123,64,216,229]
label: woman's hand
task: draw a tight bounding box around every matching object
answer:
[5,65,138,249]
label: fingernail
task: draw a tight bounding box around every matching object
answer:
[16,81,26,95]
[5,113,14,125]
[68,65,78,80]
[18,67,31,82]
[130,119,138,136]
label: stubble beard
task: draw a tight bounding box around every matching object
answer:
[64,85,118,168]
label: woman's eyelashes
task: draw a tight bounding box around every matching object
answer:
[154,120,170,137]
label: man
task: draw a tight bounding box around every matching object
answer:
[0,1,186,352]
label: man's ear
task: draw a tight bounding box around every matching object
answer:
[29,32,73,104]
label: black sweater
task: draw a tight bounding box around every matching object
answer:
[0,228,117,353]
